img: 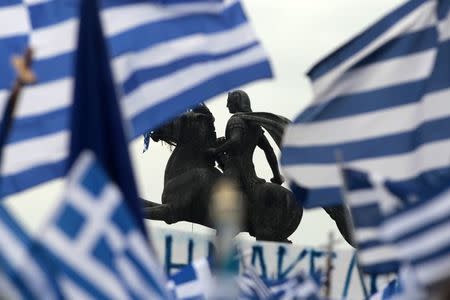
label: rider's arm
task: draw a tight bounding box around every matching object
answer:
[211,126,242,154]
[257,134,284,185]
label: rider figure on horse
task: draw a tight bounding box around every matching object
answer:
[209,90,285,197]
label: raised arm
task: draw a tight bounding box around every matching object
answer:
[257,134,284,185]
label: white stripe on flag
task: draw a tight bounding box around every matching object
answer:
[0,5,30,38]
[359,245,399,265]
[415,253,450,285]
[18,79,73,118]
[2,131,68,176]
[354,228,380,243]
[347,190,378,206]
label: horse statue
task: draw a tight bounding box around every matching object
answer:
[142,105,303,242]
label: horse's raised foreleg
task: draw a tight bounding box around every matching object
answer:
[143,204,177,224]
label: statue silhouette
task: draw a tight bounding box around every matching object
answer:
[142,104,302,242]
[142,97,355,245]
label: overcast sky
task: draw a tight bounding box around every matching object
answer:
[6,0,406,248]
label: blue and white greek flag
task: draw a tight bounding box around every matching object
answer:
[281,0,450,207]
[268,273,323,300]
[0,204,59,300]
[238,266,271,300]
[382,185,450,287]
[342,168,400,274]
[0,0,272,197]
[369,265,427,300]
[38,151,169,299]
[167,257,213,300]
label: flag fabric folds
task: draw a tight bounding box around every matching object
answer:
[238,266,272,300]
[281,0,450,207]
[382,185,450,287]
[68,0,144,235]
[0,204,60,300]
[38,151,169,299]
[0,0,272,197]
[341,168,400,274]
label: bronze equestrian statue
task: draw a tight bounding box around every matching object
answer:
[143,92,354,245]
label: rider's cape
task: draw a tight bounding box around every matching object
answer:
[233,112,290,148]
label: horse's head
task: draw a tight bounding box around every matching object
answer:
[151,104,216,147]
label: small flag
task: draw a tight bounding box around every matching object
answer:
[238,266,271,300]
[382,184,450,287]
[267,272,323,300]
[38,151,169,299]
[167,257,213,300]
[341,168,401,274]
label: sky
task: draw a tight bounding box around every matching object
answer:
[5,0,406,248]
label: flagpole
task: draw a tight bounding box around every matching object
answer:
[324,230,335,298]
[0,48,35,166]
[334,150,370,299]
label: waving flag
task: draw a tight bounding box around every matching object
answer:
[238,266,271,300]
[167,257,213,300]
[281,0,450,207]
[0,205,59,300]
[38,151,169,299]
[341,168,400,274]
[0,0,272,197]
[68,0,145,234]
[267,272,323,300]
[382,184,450,287]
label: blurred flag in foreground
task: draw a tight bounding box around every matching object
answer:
[38,151,169,298]
[281,0,450,208]
[0,0,272,197]
[341,168,400,274]
[167,257,213,299]
[32,1,169,298]
[0,205,59,300]
[67,0,144,234]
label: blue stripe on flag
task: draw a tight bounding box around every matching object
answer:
[0,35,28,90]
[0,1,22,8]
[414,242,450,266]
[8,108,68,144]
[293,79,427,123]
[28,1,78,29]
[1,160,66,197]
